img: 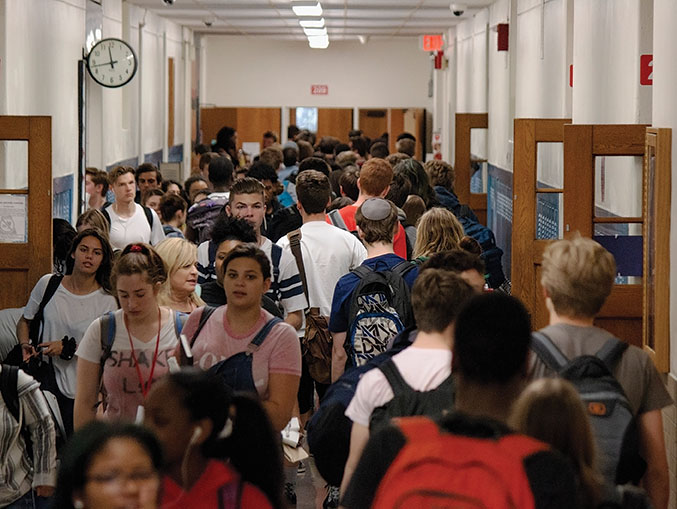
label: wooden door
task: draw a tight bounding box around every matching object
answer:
[199,107,281,151]
[358,109,387,141]
[0,116,52,309]
[317,108,352,141]
[388,108,426,160]
[562,124,647,347]
[454,113,488,225]
[512,118,571,327]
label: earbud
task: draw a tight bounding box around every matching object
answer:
[73,500,84,509]
[190,426,202,444]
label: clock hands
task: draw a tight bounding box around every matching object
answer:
[108,46,115,70]
[90,60,118,68]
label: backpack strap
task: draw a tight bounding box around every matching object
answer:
[530,331,568,372]
[208,240,218,267]
[328,209,348,230]
[595,337,628,370]
[378,359,413,396]
[189,306,218,347]
[0,364,20,423]
[246,317,283,354]
[101,207,111,227]
[286,229,309,305]
[351,264,373,280]
[99,311,117,369]
[391,260,415,279]
[142,205,154,229]
[269,243,283,302]
[28,274,65,346]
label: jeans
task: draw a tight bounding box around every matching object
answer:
[4,490,51,509]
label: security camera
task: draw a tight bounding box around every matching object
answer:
[450,3,466,16]
[204,16,215,27]
[162,0,174,5]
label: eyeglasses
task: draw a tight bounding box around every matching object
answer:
[87,470,159,487]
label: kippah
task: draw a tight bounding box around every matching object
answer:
[360,198,391,221]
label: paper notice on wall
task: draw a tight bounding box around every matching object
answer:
[242,142,260,159]
[0,194,28,243]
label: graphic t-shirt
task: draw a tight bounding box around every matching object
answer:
[23,274,117,398]
[76,308,180,421]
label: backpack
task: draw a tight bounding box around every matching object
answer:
[102,205,154,230]
[371,416,549,509]
[306,328,417,486]
[0,364,34,461]
[530,332,646,485]
[265,244,284,312]
[185,196,228,244]
[369,359,455,434]
[345,261,415,368]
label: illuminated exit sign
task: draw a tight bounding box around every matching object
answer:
[421,34,444,52]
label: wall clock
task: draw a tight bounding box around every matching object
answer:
[87,38,138,88]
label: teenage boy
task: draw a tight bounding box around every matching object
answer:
[158,193,187,239]
[532,236,672,509]
[327,158,408,259]
[134,163,162,203]
[340,269,475,496]
[225,177,305,329]
[329,198,418,382]
[103,166,165,250]
[84,167,108,210]
[341,293,578,508]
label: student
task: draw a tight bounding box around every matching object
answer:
[84,167,108,211]
[225,177,305,330]
[341,293,579,508]
[161,179,182,196]
[144,370,282,509]
[74,243,182,427]
[141,188,164,217]
[277,170,366,417]
[329,198,418,382]
[183,175,209,206]
[17,228,117,436]
[53,421,162,509]
[75,208,109,236]
[158,193,187,239]
[103,166,165,250]
[0,365,57,508]
[412,207,465,262]
[155,238,204,313]
[326,158,409,259]
[136,163,162,196]
[199,215,281,317]
[530,236,672,509]
[340,269,475,497]
[180,244,301,432]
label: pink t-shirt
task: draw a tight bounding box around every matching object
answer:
[182,306,301,399]
[77,309,181,422]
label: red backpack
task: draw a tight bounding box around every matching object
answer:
[372,416,549,509]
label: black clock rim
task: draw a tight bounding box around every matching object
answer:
[86,37,138,89]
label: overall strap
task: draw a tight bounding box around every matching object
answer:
[530,331,568,372]
[595,337,628,370]
[378,359,413,395]
[247,317,283,354]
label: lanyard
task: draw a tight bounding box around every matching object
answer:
[125,307,162,399]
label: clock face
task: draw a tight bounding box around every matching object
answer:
[87,38,138,88]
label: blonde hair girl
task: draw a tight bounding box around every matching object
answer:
[155,238,205,313]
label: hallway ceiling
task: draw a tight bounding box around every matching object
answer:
[127,0,492,41]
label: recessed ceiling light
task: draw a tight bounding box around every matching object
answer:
[299,18,325,28]
[303,27,327,37]
[292,2,323,17]
[308,34,329,49]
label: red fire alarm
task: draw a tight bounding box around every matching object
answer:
[434,50,444,69]
[497,23,509,51]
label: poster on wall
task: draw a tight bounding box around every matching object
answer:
[0,194,28,243]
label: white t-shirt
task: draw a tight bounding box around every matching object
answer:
[277,221,366,318]
[76,308,180,421]
[345,346,453,427]
[105,203,165,250]
[259,237,307,316]
[23,274,117,398]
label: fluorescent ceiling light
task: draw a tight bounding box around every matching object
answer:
[292,2,323,16]
[299,18,325,28]
[308,34,329,49]
[303,27,327,36]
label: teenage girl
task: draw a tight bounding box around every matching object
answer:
[145,370,284,509]
[74,243,182,427]
[17,228,117,436]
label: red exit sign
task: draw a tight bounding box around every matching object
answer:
[422,34,444,52]
[311,84,328,95]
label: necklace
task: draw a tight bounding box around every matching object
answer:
[124,307,162,399]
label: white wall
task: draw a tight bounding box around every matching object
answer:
[202,36,433,109]
[488,0,511,171]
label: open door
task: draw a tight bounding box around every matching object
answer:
[511,118,571,327]
[454,113,488,225]
[0,116,53,309]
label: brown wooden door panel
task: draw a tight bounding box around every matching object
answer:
[200,107,237,147]
[235,108,281,148]
[0,116,52,309]
[359,109,387,141]
[317,108,352,141]
[455,113,488,225]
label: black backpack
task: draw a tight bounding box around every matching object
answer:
[369,359,455,433]
[185,196,228,244]
[345,262,415,368]
[530,332,646,485]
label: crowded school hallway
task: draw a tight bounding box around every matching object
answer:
[1,0,677,508]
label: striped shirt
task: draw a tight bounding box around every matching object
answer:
[0,366,57,505]
[259,237,306,316]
